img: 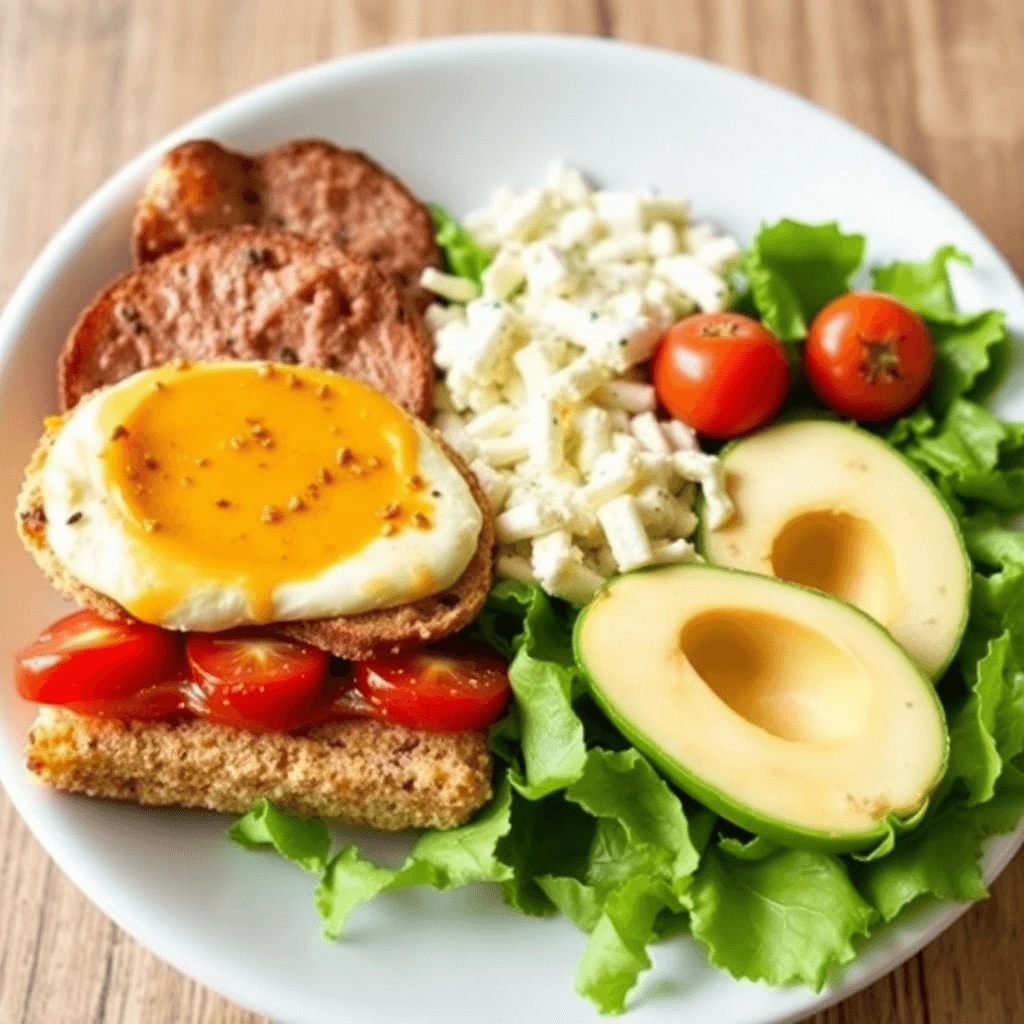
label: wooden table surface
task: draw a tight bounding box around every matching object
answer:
[1,1,1023,1021]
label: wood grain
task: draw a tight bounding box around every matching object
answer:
[1,1,1022,1022]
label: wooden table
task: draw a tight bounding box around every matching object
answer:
[1,2,1022,1021]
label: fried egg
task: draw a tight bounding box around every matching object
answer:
[42,362,483,631]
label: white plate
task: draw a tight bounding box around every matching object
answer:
[1,34,1022,1024]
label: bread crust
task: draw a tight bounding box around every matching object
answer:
[133,139,440,308]
[26,706,492,830]
[58,226,434,420]
[16,412,495,660]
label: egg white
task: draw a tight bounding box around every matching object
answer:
[42,375,483,632]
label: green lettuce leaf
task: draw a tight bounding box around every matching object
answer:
[315,774,514,939]
[557,750,699,1014]
[228,800,331,874]
[929,311,1011,413]
[497,784,595,917]
[428,203,491,285]
[744,220,865,340]
[871,246,1010,411]
[565,749,700,886]
[479,580,587,798]
[871,244,970,321]
[947,631,1014,804]
[494,749,702,1014]
[315,847,396,939]
[683,840,876,990]
[575,875,678,1014]
[858,761,1024,921]
[897,398,1024,515]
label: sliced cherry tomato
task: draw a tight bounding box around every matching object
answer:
[803,291,933,421]
[63,682,190,722]
[185,630,328,732]
[352,646,510,732]
[652,312,789,439]
[14,609,182,706]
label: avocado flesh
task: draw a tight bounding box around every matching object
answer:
[576,564,948,851]
[702,420,970,678]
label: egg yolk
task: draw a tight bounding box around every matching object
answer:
[98,361,434,624]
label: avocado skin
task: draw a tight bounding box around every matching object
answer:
[700,420,972,680]
[573,564,949,854]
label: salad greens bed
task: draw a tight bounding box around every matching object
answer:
[230,218,1024,1014]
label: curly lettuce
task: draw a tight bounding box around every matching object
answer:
[231,223,1024,1015]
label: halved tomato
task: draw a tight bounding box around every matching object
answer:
[352,645,510,732]
[63,682,190,721]
[185,631,328,732]
[14,609,182,706]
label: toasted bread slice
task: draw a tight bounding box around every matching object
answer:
[16,414,496,661]
[26,706,492,830]
[58,227,434,419]
[132,139,440,308]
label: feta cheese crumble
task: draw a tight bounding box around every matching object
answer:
[425,164,737,604]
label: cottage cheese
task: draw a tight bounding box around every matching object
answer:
[424,164,737,604]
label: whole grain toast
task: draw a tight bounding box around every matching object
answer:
[16,413,496,661]
[27,706,492,830]
[58,227,434,419]
[133,139,440,308]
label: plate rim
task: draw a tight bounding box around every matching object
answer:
[0,32,1021,1024]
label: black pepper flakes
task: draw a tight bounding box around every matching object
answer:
[242,246,272,267]
[65,511,83,525]
[118,304,146,335]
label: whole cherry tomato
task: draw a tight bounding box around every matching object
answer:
[352,645,510,732]
[14,609,182,707]
[803,291,933,421]
[651,312,789,438]
[186,630,328,732]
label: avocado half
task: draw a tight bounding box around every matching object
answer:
[700,420,971,679]
[575,563,948,852]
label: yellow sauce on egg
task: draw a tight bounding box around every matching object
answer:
[97,361,434,624]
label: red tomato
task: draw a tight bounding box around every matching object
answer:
[352,646,510,732]
[651,312,790,438]
[64,682,190,722]
[803,291,933,421]
[186,631,328,732]
[14,609,182,706]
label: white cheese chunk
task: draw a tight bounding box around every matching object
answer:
[630,412,671,454]
[465,403,520,438]
[496,187,551,241]
[694,235,742,273]
[476,432,531,469]
[672,450,734,529]
[647,221,679,257]
[662,418,699,452]
[425,303,467,332]
[496,496,565,542]
[531,530,605,605]
[650,538,697,564]
[496,553,538,585]
[420,267,480,303]
[573,406,613,475]
[556,207,601,249]
[470,458,513,514]
[594,380,658,413]
[481,250,526,301]
[596,495,653,571]
[656,254,730,312]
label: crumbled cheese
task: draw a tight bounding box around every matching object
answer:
[420,267,480,303]
[426,164,737,601]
